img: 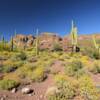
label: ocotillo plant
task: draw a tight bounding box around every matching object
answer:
[35,29,39,56]
[10,36,14,51]
[70,20,78,52]
[92,35,100,58]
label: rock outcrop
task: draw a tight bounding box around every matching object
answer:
[39,33,62,50]
[13,34,35,48]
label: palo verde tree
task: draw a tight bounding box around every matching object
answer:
[70,20,79,52]
[92,35,100,59]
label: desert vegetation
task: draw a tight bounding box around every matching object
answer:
[0,22,100,100]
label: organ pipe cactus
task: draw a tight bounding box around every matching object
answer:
[70,20,78,52]
[35,29,39,56]
[92,35,100,57]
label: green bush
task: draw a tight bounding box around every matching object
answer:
[79,75,99,100]
[47,75,76,100]
[82,47,100,59]
[15,51,27,60]
[1,60,23,73]
[30,67,47,82]
[89,61,100,74]
[0,79,19,90]
[52,42,62,51]
[65,59,85,79]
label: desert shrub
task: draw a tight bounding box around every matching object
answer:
[16,63,35,79]
[52,42,62,51]
[83,47,100,59]
[14,51,27,60]
[0,79,19,90]
[30,67,47,82]
[47,74,77,100]
[54,74,67,83]
[65,59,85,79]
[88,61,100,74]
[1,60,23,73]
[79,75,99,100]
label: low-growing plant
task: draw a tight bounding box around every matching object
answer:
[0,79,19,90]
[47,74,77,100]
[88,61,100,74]
[30,67,47,82]
[52,42,62,51]
[79,75,99,100]
[15,51,27,60]
[1,60,23,73]
[65,59,85,79]
[16,63,35,79]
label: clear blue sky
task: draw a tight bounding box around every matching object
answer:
[0,0,100,40]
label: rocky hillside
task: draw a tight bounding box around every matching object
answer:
[13,33,100,50]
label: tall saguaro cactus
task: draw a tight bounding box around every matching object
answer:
[10,36,14,51]
[92,35,100,58]
[35,29,39,56]
[14,29,17,37]
[70,20,78,52]
[2,35,5,50]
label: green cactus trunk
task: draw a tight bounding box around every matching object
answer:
[10,36,14,51]
[92,35,100,58]
[2,36,5,50]
[36,29,39,56]
[71,20,78,53]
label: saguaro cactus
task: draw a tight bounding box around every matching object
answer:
[35,29,39,56]
[70,20,78,52]
[92,35,100,58]
[10,36,14,51]
[2,35,5,50]
[14,29,17,37]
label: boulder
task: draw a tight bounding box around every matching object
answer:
[45,86,60,97]
[21,87,33,94]
[11,88,17,93]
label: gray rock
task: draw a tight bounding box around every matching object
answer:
[45,86,60,97]
[21,87,33,94]
[11,88,17,93]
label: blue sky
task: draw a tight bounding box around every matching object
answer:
[0,0,100,40]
